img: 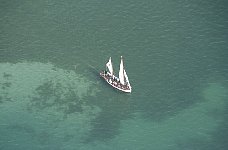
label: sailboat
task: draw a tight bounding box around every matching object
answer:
[100,56,132,93]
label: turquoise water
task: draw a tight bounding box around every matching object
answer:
[1,0,228,149]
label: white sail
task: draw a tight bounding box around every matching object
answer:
[124,69,130,85]
[119,56,125,85]
[106,57,113,75]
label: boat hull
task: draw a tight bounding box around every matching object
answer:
[100,71,131,93]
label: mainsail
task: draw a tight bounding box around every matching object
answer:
[124,69,130,85]
[106,57,113,75]
[119,56,125,85]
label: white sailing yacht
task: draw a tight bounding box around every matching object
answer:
[100,56,132,93]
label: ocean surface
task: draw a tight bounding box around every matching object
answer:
[0,0,228,149]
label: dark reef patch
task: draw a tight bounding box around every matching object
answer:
[27,80,84,115]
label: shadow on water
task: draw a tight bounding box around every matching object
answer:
[85,64,102,82]
[81,67,134,142]
[84,91,134,143]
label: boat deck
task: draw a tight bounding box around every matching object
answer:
[100,71,131,93]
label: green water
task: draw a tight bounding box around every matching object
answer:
[1,0,228,149]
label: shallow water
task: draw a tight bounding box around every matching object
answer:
[1,0,228,149]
